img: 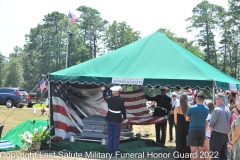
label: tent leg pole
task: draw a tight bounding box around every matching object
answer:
[48,81,52,150]
[212,86,215,104]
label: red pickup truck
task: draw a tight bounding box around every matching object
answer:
[27,93,41,108]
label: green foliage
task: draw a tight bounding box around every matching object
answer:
[32,126,52,144]
[76,6,108,58]
[19,126,52,150]
[0,53,7,86]
[2,2,240,90]
[3,55,25,87]
[104,21,141,51]
[186,0,222,68]
[158,28,204,59]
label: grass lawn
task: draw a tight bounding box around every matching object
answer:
[0,105,175,147]
[0,106,48,135]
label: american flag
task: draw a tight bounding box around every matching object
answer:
[40,79,46,93]
[188,88,196,105]
[52,83,108,142]
[69,12,77,23]
[188,88,193,94]
[51,83,167,142]
[120,90,167,125]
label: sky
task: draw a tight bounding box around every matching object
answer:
[0,0,228,56]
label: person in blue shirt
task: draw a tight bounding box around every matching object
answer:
[186,92,209,160]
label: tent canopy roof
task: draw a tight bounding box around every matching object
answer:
[49,32,240,89]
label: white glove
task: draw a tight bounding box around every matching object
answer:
[123,119,128,123]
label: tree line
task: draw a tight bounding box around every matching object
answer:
[0,0,239,92]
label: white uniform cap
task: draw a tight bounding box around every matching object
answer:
[171,92,177,96]
[110,86,122,92]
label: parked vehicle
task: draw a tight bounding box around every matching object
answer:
[0,88,28,108]
[27,89,48,108]
[28,93,40,102]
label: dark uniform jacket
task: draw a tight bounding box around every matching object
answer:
[105,96,127,123]
[145,94,171,117]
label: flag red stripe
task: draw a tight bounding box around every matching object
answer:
[53,105,68,117]
[53,105,80,122]
[121,95,146,102]
[125,103,146,109]
[54,121,80,133]
[128,119,167,125]
[126,110,150,116]
[120,90,143,94]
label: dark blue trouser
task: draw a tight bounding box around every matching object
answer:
[210,131,228,160]
[155,121,167,145]
[168,114,175,140]
[108,121,121,155]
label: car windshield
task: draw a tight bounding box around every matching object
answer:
[19,90,28,95]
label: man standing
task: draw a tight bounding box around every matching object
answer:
[186,92,209,160]
[145,87,171,145]
[210,93,231,159]
[168,92,179,142]
[104,86,127,156]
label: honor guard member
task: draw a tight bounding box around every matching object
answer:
[104,86,127,156]
[145,87,171,145]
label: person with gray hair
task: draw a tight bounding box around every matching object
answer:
[168,92,179,142]
[210,93,231,159]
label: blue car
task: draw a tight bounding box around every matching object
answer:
[0,88,28,108]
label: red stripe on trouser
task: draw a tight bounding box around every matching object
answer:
[118,123,122,145]
[164,123,167,139]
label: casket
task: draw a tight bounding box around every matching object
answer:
[77,115,134,143]
[82,115,108,133]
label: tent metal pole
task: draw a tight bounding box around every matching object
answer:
[48,80,53,150]
[65,10,70,69]
[212,80,216,103]
[212,86,215,103]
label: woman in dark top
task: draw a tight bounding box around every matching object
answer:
[104,86,127,156]
[174,93,191,160]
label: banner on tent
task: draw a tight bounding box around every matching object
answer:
[51,83,167,142]
[229,83,237,90]
[112,77,144,85]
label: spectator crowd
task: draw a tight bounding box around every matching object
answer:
[147,89,240,160]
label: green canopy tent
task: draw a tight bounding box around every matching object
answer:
[47,31,240,145]
[49,31,240,90]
